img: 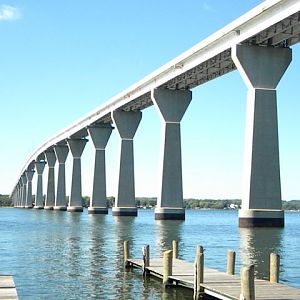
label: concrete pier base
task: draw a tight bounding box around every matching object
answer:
[53,206,67,211]
[34,206,44,209]
[67,206,83,212]
[44,206,54,210]
[112,207,137,216]
[239,209,284,227]
[88,207,108,214]
[25,205,33,209]
[155,208,185,220]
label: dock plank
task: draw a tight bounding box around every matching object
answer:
[127,258,300,300]
[0,276,18,300]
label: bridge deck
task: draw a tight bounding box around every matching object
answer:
[0,276,18,300]
[128,258,300,300]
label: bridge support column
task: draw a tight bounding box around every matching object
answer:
[44,149,56,210]
[112,110,142,216]
[18,182,23,207]
[87,125,112,214]
[18,181,23,207]
[232,44,292,227]
[67,138,87,212]
[21,174,27,208]
[16,181,22,207]
[25,169,34,208]
[151,88,192,220]
[54,144,69,211]
[35,161,46,209]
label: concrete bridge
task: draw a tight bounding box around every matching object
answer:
[10,0,300,227]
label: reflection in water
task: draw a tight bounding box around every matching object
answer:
[88,215,107,297]
[155,220,184,257]
[66,214,82,279]
[239,227,283,279]
[112,216,135,297]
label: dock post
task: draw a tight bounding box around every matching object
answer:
[124,240,130,268]
[270,253,280,283]
[142,245,150,277]
[163,250,173,287]
[194,246,204,299]
[227,250,236,275]
[172,240,178,259]
[241,265,255,300]
[196,245,203,255]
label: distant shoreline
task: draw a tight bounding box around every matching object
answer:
[1,195,300,211]
[1,207,299,212]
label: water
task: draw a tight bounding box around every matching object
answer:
[0,208,299,299]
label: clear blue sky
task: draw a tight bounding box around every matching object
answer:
[1,1,300,200]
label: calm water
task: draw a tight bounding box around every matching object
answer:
[0,208,299,299]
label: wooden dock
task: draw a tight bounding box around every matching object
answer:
[0,276,18,300]
[127,258,300,300]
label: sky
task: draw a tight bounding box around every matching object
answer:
[1,0,300,200]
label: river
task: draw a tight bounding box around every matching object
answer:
[0,208,299,299]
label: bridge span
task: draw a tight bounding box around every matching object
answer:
[11,0,300,226]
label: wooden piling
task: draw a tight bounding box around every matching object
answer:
[142,245,150,276]
[196,245,203,255]
[172,240,178,259]
[227,250,236,275]
[194,246,204,300]
[143,245,150,267]
[124,240,129,268]
[270,253,280,283]
[163,250,173,287]
[241,265,255,300]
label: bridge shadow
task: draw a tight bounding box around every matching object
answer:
[239,227,283,280]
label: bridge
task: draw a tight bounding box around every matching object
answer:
[10,0,300,227]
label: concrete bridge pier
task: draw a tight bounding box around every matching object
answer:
[13,184,17,207]
[12,184,17,207]
[21,173,27,208]
[67,138,88,212]
[54,144,69,211]
[16,181,22,207]
[87,125,112,214]
[44,149,57,210]
[34,160,46,209]
[18,181,23,207]
[151,88,192,220]
[18,178,22,207]
[232,44,292,228]
[112,110,142,216]
[25,169,34,208]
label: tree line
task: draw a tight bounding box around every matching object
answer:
[1,194,300,210]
